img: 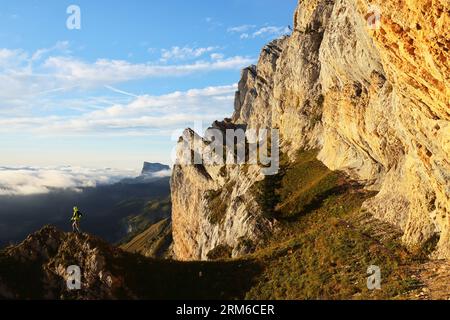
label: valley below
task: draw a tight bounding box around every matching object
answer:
[0,164,171,248]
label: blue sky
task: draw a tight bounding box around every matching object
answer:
[0,0,297,170]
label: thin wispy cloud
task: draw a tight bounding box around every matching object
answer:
[227,24,290,40]
[205,17,223,29]
[227,25,256,33]
[210,53,225,60]
[0,84,238,136]
[42,55,251,85]
[104,85,139,98]
[0,48,28,68]
[31,41,70,61]
[160,46,219,62]
[0,42,254,113]
[252,26,290,38]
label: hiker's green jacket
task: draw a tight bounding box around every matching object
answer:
[71,209,82,222]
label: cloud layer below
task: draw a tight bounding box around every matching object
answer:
[0,166,171,196]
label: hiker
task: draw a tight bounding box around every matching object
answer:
[71,206,83,233]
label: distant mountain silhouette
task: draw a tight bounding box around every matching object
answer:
[141,162,170,175]
[119,162,171,185]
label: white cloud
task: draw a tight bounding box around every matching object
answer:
[104,85,139,97]
[0,166,173,196]
[39,55,251,86]
[252,26,290,38]
[0,84,238,136]
[160,46,218,62]
[0,48,28,68]
[227,25,256,33]
[0,42,254,112]
[210,53,225,60]
[228,24,290,40]
[150,169,172,178]
[0,166,141,195]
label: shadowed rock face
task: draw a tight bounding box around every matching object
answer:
[172,0,449,260]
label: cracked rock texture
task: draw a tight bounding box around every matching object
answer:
[172,0,449,260]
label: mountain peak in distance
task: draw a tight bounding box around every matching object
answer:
[141,162,170,175]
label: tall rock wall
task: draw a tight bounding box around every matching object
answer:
[172,0,449,260]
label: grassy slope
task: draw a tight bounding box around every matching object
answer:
[119,197,171,245]
[89,150,427,299]
[120,218,172,258]
[242,150,426,299]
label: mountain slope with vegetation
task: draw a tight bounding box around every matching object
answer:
[120,218,172,258]
[2,151,447,299]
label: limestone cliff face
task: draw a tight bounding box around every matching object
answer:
[171,128,274,260]
[318,0,449,259]
[172,0,449,260]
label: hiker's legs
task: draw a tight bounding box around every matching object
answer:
[72,221,81,233]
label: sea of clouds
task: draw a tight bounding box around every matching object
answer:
[0,166,170,196]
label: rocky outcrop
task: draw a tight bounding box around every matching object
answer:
[172,127,275,260]
[0,226,134,299]
[0,226,261,299]
[172,0,449,260]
